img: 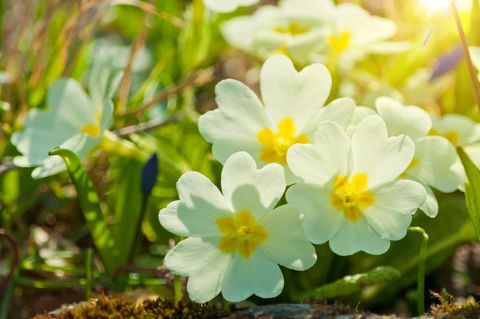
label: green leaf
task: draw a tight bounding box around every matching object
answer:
[49,148,118,273]
[110,158,144,266]
[307,266,401,299]
[458,147,480,240]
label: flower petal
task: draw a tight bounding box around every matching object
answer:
[351,115,415,188]
[286,183,343,244]
[259,205,317,271]
[175,172,232,237]
[407,136,463,192]
[159,201,190,237]
[221,251,284,302]
[186,252,232,303]
[260,54,332,129]
[287,121,350,184]
[199,79,270,144]
[431,114,480,146]
[221,152,285,215]
[376,97,431,140]
[329,218,390,256]
[47,78,97,129]
[419,184,439,218]
[302,97,356,134]
[164,237,221,276]
[29,133,98,179]
[363,180,425,241]
[205,0,258,13]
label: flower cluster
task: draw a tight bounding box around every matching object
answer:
[158,54,473,303]
[221,0,407,66]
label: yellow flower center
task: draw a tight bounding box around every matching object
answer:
[401,157,419,177]
[331,173,375,222]
[429,129,459,146]
[217,211,268,259]
[257,117,309,164]
[274,22,310,36]
[328,31,351,55]
[81,123,101,137]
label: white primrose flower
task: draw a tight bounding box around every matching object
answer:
[199,54,356,183]
[375,97,464,217]
[286,115,426,256]
[205,0,259,13]
[222,0,334,64]
[430,112,480,171]
[159,152,316,303]
[11,78,113,179]
[316,3,406,68]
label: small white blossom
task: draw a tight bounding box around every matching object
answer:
[315,3,406,68]
[199,54,355,183]
[430,112,480,175]
[286,115,426,255]
[159,152,316,303]
[375,97,465,217]
[205,0,259,13]
[222,0,334,64]
[11,78,113,179]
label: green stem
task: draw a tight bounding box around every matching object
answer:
[100,130,147,162]
[85,248,93,300]
[174,276,183,303]
[409,226,429,315]
[450,0,480,112]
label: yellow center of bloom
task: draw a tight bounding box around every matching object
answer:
[274,22,310,36]
[81,123,101,137]
[328,31,351,54]
[257,117,309,164]
[429,129,459,146]
[217,210,268,259]
[401,157,419,177]
[331,174,375,222]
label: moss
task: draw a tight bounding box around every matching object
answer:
[31,294,226,319]
[429,289,480,319]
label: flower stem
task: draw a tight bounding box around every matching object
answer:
[174,276,183,303]
[409,226,429,315]
[449,0,480,113]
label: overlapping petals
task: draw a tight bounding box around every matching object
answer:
[159,152,316,303]
[287,116,426,255]
[199,54,355,183]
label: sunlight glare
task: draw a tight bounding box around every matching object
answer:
[419,0,450,11]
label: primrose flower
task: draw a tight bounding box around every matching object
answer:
[222,0,334,64]
[11,78,113,179]
[286,116,426,255]
[159,152,316,303]
[199,54,355,183]
[375,97,464,217]
[430,112,480,171]
[204,0,259,13]
[315,3,406,68]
